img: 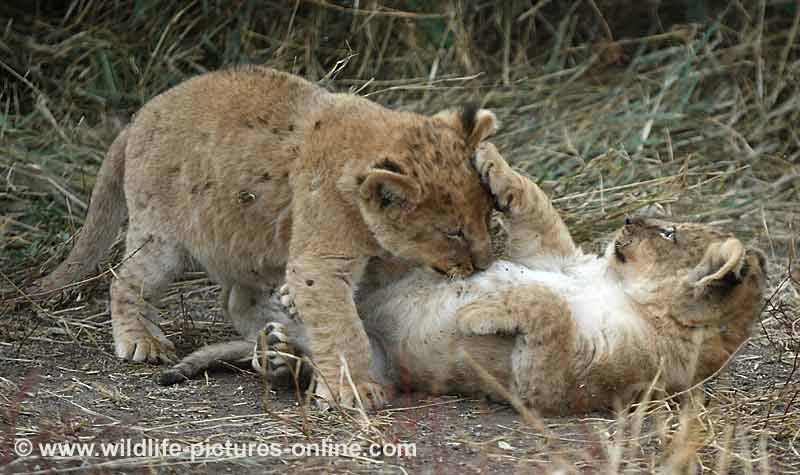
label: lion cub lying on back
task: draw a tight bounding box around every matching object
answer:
[253,144,766,414]
[39,66,498,410]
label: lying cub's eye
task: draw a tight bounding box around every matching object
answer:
[659,227,676,242]
[447,229,465,241]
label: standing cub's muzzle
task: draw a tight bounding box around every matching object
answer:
[471,249,492,271]
[432,258,476,279]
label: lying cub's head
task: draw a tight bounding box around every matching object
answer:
[354,105,498,278]
[609,217,765,281]
[608,216,766,327]
[608,216,768,386]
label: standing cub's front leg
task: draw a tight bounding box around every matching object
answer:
[286,253,387,410]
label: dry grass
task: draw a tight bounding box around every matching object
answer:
[1,1,799,473]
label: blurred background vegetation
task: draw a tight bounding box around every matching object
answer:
[0,0,798,274]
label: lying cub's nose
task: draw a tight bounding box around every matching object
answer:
[624,216,644,226]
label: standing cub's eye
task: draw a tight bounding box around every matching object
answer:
[659,227,676,242]
[447,229,465,241]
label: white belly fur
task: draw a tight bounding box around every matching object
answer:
[359,253,646,363]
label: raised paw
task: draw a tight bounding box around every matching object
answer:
[311,376,388,412]
[112,315,176,364]
[252,322,302,379]
[473,143,528,216]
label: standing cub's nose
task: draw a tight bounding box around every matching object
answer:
[472,255,490,271]
[467,235,492,272]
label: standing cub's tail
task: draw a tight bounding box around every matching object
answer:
[36,127,130,293]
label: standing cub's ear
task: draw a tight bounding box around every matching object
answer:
[434,104,499,148]
[688,238,746,297]
[359,159,422,209]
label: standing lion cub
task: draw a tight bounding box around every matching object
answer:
[39,66,497,410]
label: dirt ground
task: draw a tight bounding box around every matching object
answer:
[2,264,798,474]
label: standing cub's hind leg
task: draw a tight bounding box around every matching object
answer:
[223,282,287,338]
[160,285,300,385]
[111,228,185,363]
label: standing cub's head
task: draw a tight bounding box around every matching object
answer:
[354,105,498,278]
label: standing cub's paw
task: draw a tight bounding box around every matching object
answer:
[311,376,388,412]
[270,285,388,411]
[473,143,528,216]
[113,315,176,364]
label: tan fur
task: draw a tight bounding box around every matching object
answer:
[261,143,766,415]
[37,127,129,291]
[40,66,498,410]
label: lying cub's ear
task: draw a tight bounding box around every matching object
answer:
[635,202,669,218]
[688,238,746,297]
[359,160,422,209]
[434,104,498,148]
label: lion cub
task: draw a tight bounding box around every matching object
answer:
[260,144,767,415]
[39,66,497,409]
